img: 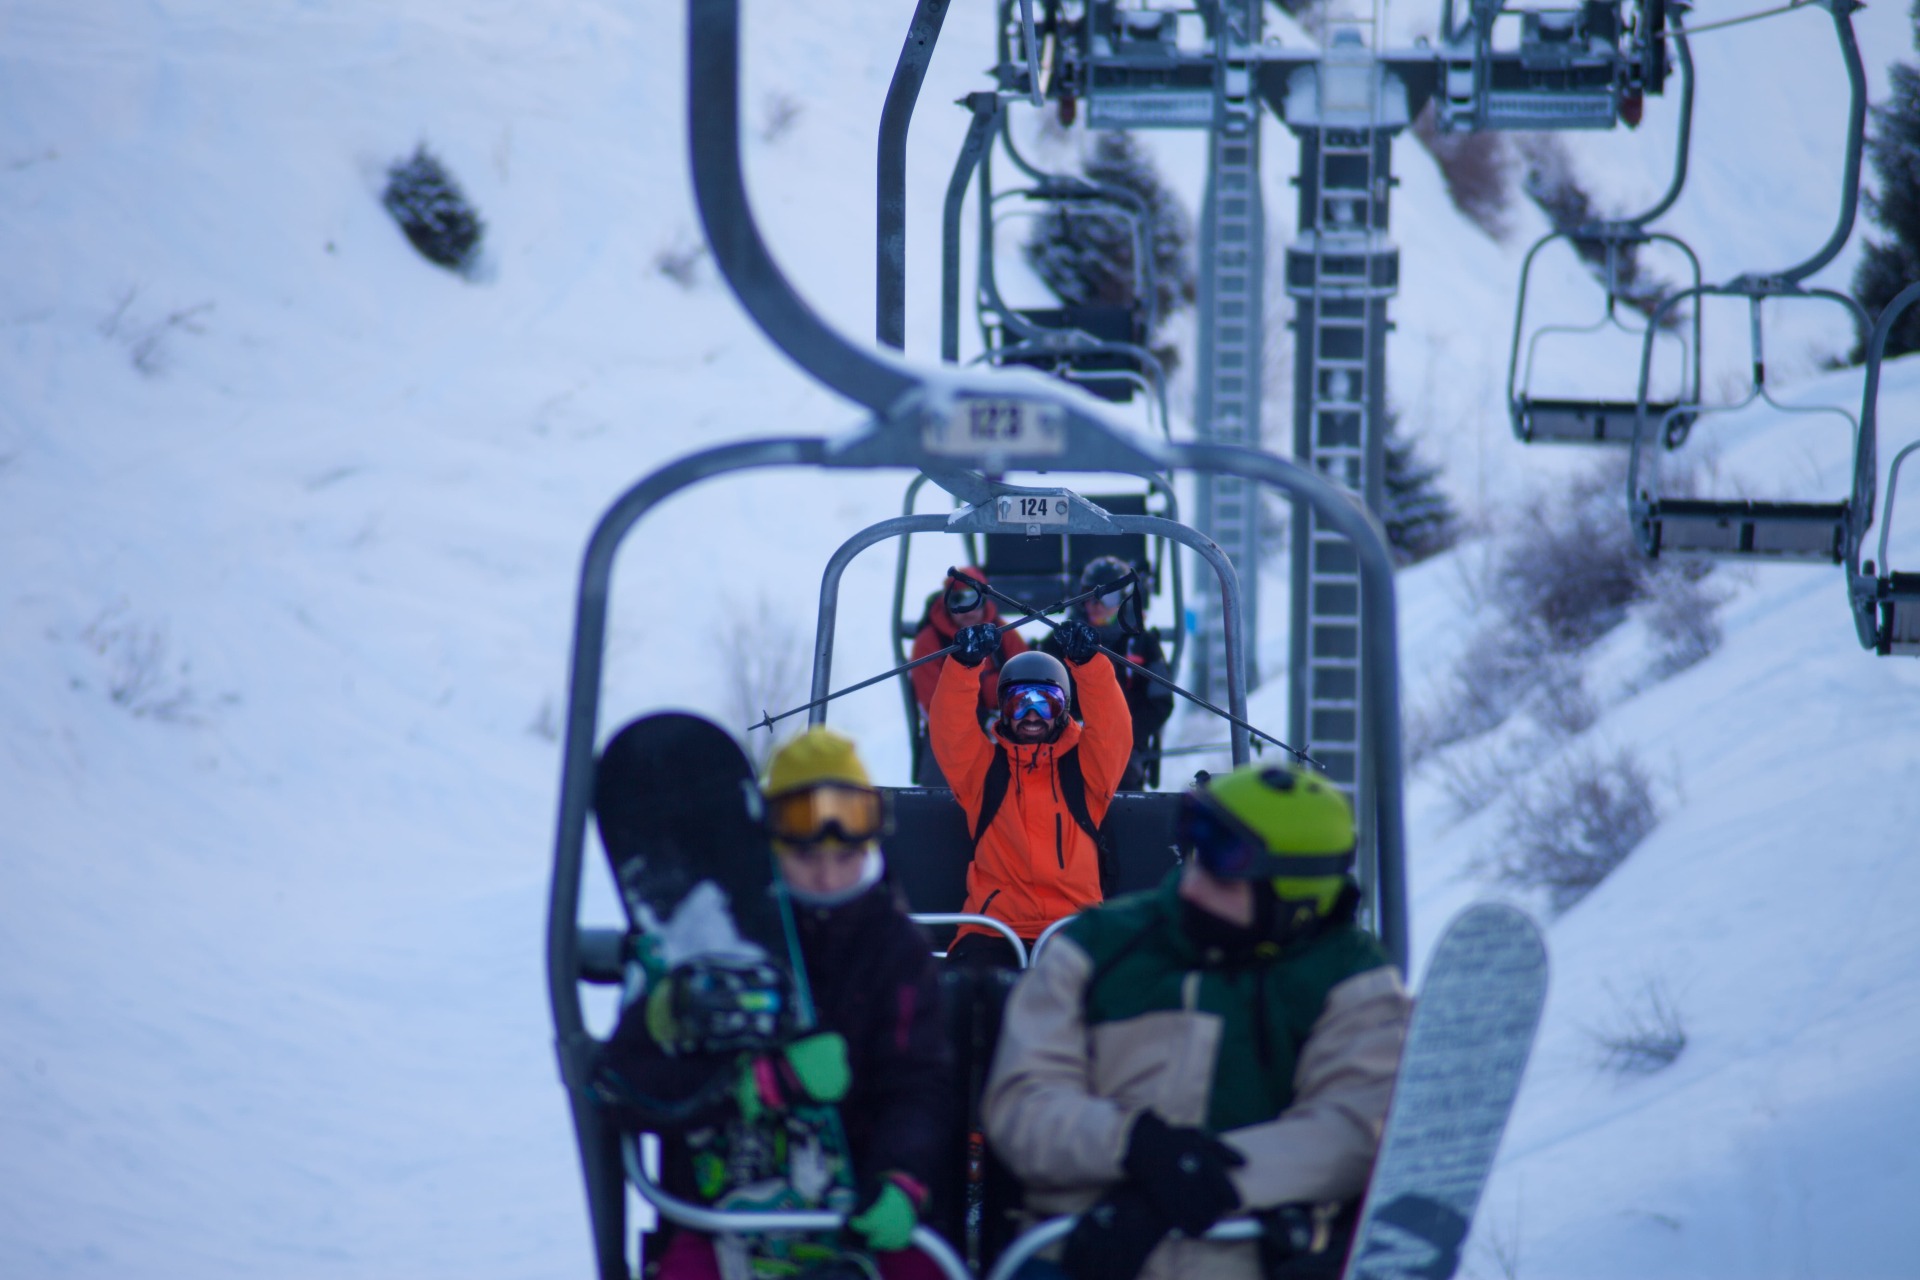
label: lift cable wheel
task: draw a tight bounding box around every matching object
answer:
[1507,10,1702,446]
[1846,280,1920,656]
[1626,0,1870,562]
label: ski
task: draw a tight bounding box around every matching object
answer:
[1340,902,1548,1280]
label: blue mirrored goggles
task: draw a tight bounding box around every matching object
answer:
[1001,681,1068,725]
[1175,792,1275,879]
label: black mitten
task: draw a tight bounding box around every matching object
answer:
[1057,619,1099,665]
[1122,1110,1246,1237]
[1061,1184,1171,1280]
[950,623,1001,668]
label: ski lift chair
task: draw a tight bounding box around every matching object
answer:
[970,118,1174,430]
[1508,11,1698,445]
[1627,0,1868,562]
[548,4,1409,1275]
[1846,281,1920,657]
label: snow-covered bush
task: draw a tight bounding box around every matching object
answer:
[381,145,485,277]
[1022,131,1196,338]
[1499,747,1659,912]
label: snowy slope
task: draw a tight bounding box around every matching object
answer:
[2,2,1919,1279]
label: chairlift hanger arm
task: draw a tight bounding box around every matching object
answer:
[1735,0,1865,288]
[878,0,955,351]
[689,0,914,412]
[943,92,1001,364]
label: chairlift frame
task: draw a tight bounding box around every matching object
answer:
[1627,0,1870,563]
[886,471,1189,781]
[1846,279,1920,655]
[973,118,1174,425]
[1508,11,1701,445]
[547,3,1410,1276]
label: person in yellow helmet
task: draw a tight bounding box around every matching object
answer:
[982,763,1412,1280]
[594,727,953,1280]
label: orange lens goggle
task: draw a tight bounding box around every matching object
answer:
[765,783,888,846]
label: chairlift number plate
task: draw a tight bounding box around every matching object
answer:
[924,398,1065,459]
[997,495,1070,526]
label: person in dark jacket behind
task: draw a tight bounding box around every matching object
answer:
[1039,556,1174,790]
[592,727,952,1280]
[909,567,1028,786]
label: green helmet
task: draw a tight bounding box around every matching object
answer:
[1184,764,1355,916]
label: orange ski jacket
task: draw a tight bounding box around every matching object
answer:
[929,653,1133,942]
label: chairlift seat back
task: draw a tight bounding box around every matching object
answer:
[1877,572,1920,655]
[1645,498,1849,562]
[1517,398,1694,445]
[883,787,1183,924]
[992,305,1150,402]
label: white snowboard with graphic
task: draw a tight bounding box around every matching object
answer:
[1341,903,1547,1280]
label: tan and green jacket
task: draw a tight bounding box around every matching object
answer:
[981,872,1412,1280]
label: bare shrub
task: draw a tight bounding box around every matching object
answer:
[1644,571,1726,676]
[1412,102,1512,239]
[1592,978,1688,1074]
[712,595,809,770]
[100,288,214,377]
[1491,460,1646,649]
[654,234,708,289]
[1424,623,1551,757]
[1433,734,1535,820]
[1526,660,1598,737]
[760,91,803,144]
[1499,747,1658,912]
[81,605,201,723]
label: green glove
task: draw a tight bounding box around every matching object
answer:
[848,1178,919,1252]
[782,1032,851,1104]
[732,1032,851,1123]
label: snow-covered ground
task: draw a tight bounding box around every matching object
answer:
[2,2,1917,1278]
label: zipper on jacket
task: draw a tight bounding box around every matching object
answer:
[1054,814,1065,869]
[980,889,1001,916]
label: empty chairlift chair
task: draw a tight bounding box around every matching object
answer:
[970,117,1172,429]
[1508,12,1700,446]
[1627,0,1870,562]
[1847,280,1920,656]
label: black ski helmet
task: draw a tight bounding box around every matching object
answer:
[1079,554,1135,593]
[998,648,1071,700]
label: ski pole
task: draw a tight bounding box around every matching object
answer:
[749,575,1162,734]
[963,574,1325,771]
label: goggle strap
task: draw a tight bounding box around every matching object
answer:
[1268,851,1355,878]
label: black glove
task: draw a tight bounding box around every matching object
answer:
[1122,1110,1246,1237]
[950,622,1000,668]
[1057,619,1099,665]
[1061,1184,1170,1280]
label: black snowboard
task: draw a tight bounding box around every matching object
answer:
[594,713,857,1274]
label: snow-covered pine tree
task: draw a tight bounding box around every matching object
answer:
[1853,0,1920,361]
[1382,416,1460,565]
[382,145,486,277]
[1021,131,1196,340]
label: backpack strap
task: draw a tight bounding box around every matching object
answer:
[1057,748,1117,891]
[970,749,1013,848]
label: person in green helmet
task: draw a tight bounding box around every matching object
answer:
[981,763,1412,1280]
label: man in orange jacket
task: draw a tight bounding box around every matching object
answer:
[930,616,1133,967]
